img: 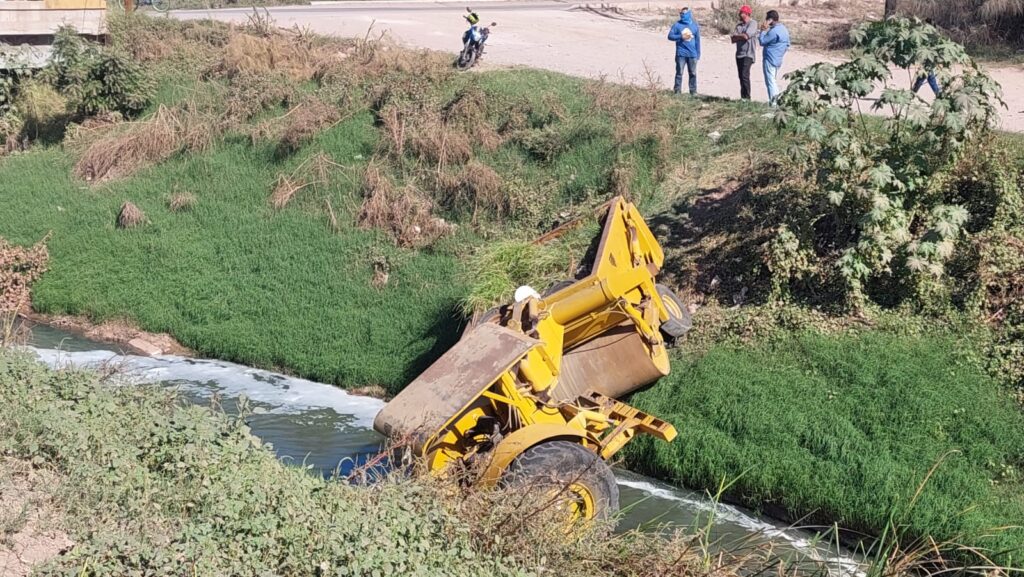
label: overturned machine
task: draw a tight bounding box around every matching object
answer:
[373,196,691,521]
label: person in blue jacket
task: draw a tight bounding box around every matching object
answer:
[758,9,790,106]
[667,8,701,95]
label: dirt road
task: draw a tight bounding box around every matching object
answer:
[174,0,1024,132]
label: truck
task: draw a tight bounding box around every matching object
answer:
[373,195,691,522]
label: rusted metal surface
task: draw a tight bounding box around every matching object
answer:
[373,323,539,449]
[551,323,668,403]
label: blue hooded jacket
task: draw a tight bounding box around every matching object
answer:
[668,11,701,59]
[758,23,791,67]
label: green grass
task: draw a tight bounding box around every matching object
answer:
[0,115,467,394]
[625,330,1024,563]
[4,17,1024,567]
[0,62,770,392]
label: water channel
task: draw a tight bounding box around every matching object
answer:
[25,324,865,576]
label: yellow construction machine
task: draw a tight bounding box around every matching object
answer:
[373,196,691,521]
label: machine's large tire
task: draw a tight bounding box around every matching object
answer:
[656,283,692,339]
[541,279,574,298]
[460,306,503,338]
[503,441,619,522]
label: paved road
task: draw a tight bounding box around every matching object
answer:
[174,1,1024,132]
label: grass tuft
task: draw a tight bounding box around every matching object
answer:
[116,201,147,229]
[168,191,197,212]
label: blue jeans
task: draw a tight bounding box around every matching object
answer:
[764,61,780,106]
[913,73,941,96]
[675,56,697,95]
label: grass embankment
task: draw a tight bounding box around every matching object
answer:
[0,16,756,393]
[626,329,1024,563]
[1,14,1023,568]
[0,350,727,577]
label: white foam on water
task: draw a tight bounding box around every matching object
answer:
[616,476,866,577]
[27,347,386,428]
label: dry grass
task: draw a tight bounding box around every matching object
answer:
[168,192,197,212]
[215,33,319,82]
[116,202,147,229]
[0,236,48,346]
[73,105,216,183]
[277,98,343,155]
[15,81,68,142]
[267,152,349,210]
[109,14,230,68]
[224,71,296,121]
[269,175,309,210]
[901,0,1024,48]
[371,255,390,289]
[407,118,474,168]
[437,161,509,220]
[378,103,475,167]
[357,165,454,248]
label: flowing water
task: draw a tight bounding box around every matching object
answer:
[25,324,864,576]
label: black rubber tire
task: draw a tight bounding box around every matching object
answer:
[460,306,503,338]
[541,279,574,298]
[503,440,619,522]
[455,46,476,70]
[656,283,692,338]
[151,0,169,11]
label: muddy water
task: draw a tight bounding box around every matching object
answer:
[26,325,863,576]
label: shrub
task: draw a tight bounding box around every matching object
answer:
[44,27,153,118]
[774,17,1004,307]
[709,0,765,35]
[13,81,68,143]
[0,236,48,345]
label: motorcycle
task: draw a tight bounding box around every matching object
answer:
[456,22,495,70]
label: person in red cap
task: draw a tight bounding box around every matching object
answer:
[730,5,758,100]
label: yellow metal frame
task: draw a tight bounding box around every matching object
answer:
[417,196,680,480]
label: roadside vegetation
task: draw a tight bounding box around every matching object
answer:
[0,11,1022,570]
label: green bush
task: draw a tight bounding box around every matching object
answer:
[44,27,153,118]
[774,17,1005,308]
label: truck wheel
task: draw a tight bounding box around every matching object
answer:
[460,306,503,338]
[542,279,574,297]
[656,283,692,338]
[503,441,619,523]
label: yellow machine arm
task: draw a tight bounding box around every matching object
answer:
[373,196,687,516]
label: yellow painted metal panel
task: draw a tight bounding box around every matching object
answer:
[43,0,106,10]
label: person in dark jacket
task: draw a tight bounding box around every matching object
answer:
[730,4,758,100]
[667,8,701,95]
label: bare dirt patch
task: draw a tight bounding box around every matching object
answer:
[0,459,72,577]
[22,313,191,356]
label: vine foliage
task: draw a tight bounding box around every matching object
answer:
[773,17,1005,306]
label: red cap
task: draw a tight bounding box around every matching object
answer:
[739,4,752,15]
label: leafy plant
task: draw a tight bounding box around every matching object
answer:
[774,17,1004,307]
[43,27,153,118]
